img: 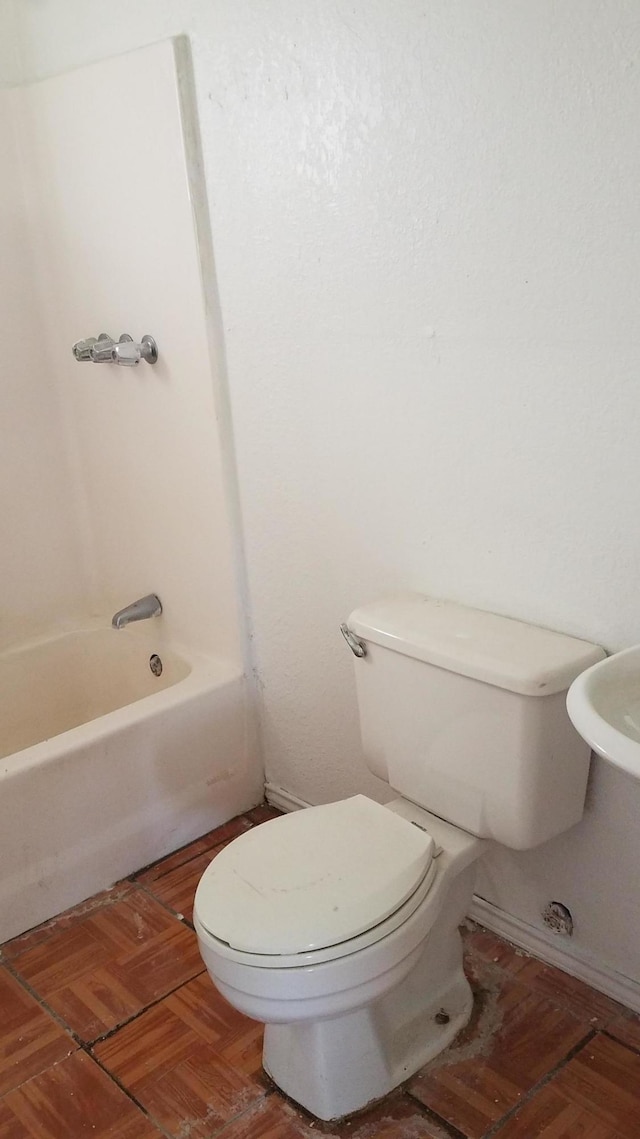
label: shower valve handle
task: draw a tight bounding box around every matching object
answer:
[89,333,117,363]
[72,336,98,361]
[112,335,158,367]
[73,332,158,366]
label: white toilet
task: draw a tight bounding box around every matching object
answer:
[194,594,604,1120]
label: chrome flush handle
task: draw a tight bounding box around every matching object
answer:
[340,623,367,658]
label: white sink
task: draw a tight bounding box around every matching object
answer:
[567,646,640,779]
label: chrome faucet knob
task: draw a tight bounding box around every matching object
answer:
[72,337,98,361]
[111,339,140,366]
[89,333,116,362]
[111,334,158,367]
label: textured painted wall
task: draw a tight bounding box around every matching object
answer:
[12,2,640,980]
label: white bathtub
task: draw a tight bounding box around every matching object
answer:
[0,623,262,943]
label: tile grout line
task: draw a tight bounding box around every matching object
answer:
[0,820,251,1105]
[1,954,85,1048]
[0,1049,81,1098]
[601,1027,640,1059]
[133,827,272,927]
[127,808,265,887]
[480,1027,599,1138]
[134,879,198,928]
[2,955,208,1136]
[3,940,207,1052]
[0,882,138,961]
[2,951,255,1137]
[0,808,276,1131]
[130,837,233,889]
[400,1094,469,1139]
[86,1046,176,1139]
[204,1092,293,1139]
[86,967,208,1048]
[133,815,270,887]
[2,875,197,976]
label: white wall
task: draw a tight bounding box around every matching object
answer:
[13,3,640,982]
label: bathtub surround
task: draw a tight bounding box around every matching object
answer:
[3,2,640,1000]
[0,41,262,941]
[0,90,83,646]
[0,1,21,87]
[14,41,244,660]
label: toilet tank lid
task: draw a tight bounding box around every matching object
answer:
[348,594,606,697]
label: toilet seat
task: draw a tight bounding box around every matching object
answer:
[195,855,438,969]
[194,795,436,965]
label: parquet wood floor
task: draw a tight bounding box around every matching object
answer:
[2,803,640,1138]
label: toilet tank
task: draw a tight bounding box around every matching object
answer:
[348,595,605,849]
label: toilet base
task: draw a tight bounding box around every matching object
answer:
[262,864,475,1121]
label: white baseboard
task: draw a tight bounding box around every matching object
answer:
[264,782,311,813]
[264,784,640,1014]
[470,895,640,1014]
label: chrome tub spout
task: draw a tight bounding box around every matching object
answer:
[112,594,162,630]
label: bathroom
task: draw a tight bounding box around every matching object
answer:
[1,2,640,1136]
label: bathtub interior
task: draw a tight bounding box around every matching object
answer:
[0,626,191,759]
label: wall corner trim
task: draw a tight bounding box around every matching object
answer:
[470,895,640,1014]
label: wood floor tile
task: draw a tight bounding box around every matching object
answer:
[408,975,594,1138]
[94,973,266,1136]
[0,968,76,1096]
[9,890,203,1042]
[134,815,252,885]
[493,1082,626,1137]
[314,1092,457,1137]
[2,884,134,961]
[510,960,626,1030]
[494,1034,640,1138]
[5,838,639,1139]
[463,923,625,1029]
[462,923,532,976]
[549,1033,640,1138]
[211,1096,314,1139]
[0,1050,163,1137]
[245,805,282,826]
[140,807,283,922]
[220,1094,452,1139]
[164,972,265,1079]
[142,848,224,924]
[605,1011,640,1053]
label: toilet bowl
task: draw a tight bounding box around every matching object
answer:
[194,797,484,1120]
[194,594,604,1120]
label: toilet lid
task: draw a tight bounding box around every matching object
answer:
[194,795,435,956]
